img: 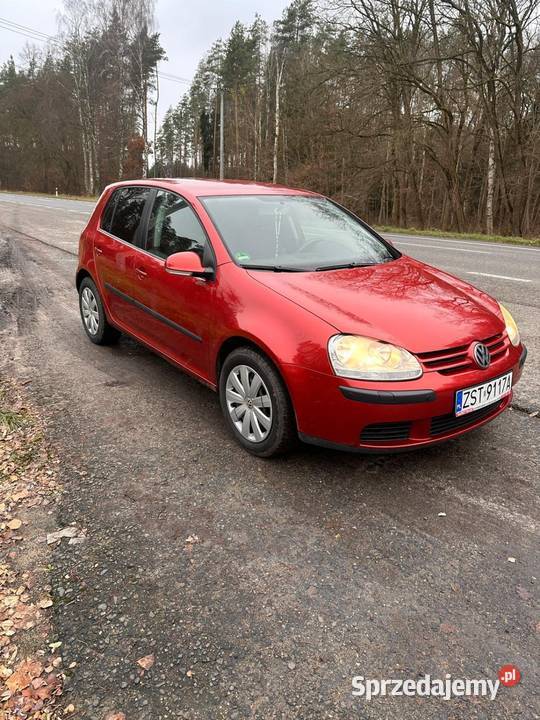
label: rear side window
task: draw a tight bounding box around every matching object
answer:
[109,187,151,245]
[146,190,208,259]
[100,190,119,232]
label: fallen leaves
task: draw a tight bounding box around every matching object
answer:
[10,600,40,630]
[3,658,63,712]
[104,713,126,720]
[137,653,155,671]
[0,381,64,718]
[5,658,43,692]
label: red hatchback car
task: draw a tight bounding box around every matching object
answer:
[77,179,526,456]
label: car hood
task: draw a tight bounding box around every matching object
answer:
[248,256,504,353]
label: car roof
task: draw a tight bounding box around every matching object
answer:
[105,177,320,200]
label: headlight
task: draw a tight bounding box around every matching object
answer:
[499,303,520,346]
[328,335,422,381]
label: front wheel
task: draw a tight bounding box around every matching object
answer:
[219,347,296,457]
[79,277,120,345]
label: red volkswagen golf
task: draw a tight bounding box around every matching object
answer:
[77,179,526,456]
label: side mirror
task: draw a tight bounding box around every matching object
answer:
[164,251,214,279]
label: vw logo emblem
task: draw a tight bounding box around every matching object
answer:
[473,342,491,369]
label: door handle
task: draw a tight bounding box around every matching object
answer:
[95,246,103,255]
[135,267,148,278]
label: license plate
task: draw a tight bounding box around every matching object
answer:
[455,372,512,417]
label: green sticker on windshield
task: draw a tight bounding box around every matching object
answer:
[235,251,251,262]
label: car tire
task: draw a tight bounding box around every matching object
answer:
[219,347,297,457]
[79,277,120,345]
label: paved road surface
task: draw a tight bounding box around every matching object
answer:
[0,191,538,719]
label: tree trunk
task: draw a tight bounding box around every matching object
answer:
[273,58,284,185]
[213,93,218,178]
[486,128,495,235]
[87,129,95,196]
[78,103,90,195]
[234,90,239,176]
[153,69,159,177]
[253,85,260,181]
[142,78,148,177]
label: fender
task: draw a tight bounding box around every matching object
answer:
[209,263,337,386]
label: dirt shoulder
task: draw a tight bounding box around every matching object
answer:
[0,379,67,717]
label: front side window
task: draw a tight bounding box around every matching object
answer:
[200,195,398,271]
[146,190,207,259]
[109,187,151,245]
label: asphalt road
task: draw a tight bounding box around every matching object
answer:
[0,192,539,719]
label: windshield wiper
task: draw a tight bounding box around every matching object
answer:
[314,262,378,271]
[242,264,309,272]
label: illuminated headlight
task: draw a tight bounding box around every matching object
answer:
[499,303,520,346]
[328,335,423,381]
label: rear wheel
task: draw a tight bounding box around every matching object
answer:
[78,277,120,345]
[219,347,296,457]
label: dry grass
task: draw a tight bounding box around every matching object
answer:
[0,189,97,202]
[375,224,540,247]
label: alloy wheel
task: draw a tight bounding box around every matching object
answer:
[225,364,273,442]
[81,287,99,335]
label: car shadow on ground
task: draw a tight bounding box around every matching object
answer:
[102,332,512,510]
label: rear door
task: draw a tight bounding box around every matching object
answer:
[94,186,153,337]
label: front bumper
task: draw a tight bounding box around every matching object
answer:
[284,344,526,452]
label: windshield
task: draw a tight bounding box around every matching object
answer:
[200,195,398,271]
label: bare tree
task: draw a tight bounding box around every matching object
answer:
[2,0,540,237]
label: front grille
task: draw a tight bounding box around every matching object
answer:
[361,421,411,443]
[430,402,502,436]
[417,332,508,375]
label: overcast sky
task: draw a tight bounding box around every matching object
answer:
[0,0,291,124]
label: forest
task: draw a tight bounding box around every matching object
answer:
[1,0,539,236]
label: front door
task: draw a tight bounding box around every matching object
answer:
[139,189,216,381]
